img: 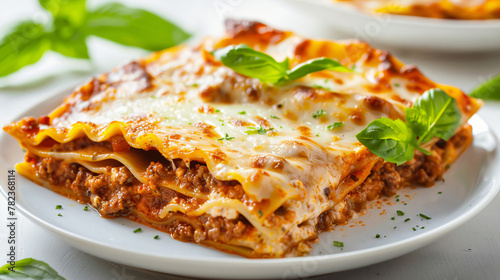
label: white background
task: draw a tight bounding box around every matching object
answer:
[1,0,500,279]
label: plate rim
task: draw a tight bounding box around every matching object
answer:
[1,86,500,278]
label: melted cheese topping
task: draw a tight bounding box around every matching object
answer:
[4,20,481,257]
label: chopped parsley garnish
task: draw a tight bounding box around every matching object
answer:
[55,205,62,209]
[238,111,246,115]
[394,83,400,87]
[419,213,432,220]
[397,210,405,216]
[133,228,142,233]
[396,199,400,202]
[421,227,425,229]
[83,206,89,211]
[327,122,344,130]
[351,65,356,70]
[391,217,395,220]
[57,213,62,217]
[215,109,220,113]
[312,84,331,91]
[316,133,320,137]
[245,126,268,135]
[271,115,280,119]
[258,210,263,217]
[333,241,344,248]
[412,227,416,231]
[375,234,380,238]
[154,235,159,240]
[393,226,397,229]
[217,133,235,141]
[22,148,27,153]
[312,109,327,119]
[404,218,410,222]
[438,192,442,194]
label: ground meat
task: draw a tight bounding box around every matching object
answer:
[317,125,471,231]
[32,155,251,247]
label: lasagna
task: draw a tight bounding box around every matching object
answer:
[4,20,481,258]
[335,0,500,20]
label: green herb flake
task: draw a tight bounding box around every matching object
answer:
[312,110,327,119]
[316,133,320,137]
[438,192,442,194]
[327,122,344,130]
[57,213,62,217]
[258,210,263,217]
[245,126,268,135]
[271,115,280,119]
[238,111,246,115]
[419,213,432,220]
[391,217,395,220]
[133,228,142,233]
[215,109,220,113]
[404,218,410,222]
[217,133,235,141]
[412,227,417,231]
[22,148,27,153]
[394,83,400,87]
[394,226,397,229]
[55,205,62,209]
[375,234,380,238]
[397,210,405,216]
[421,227,425,229]
[83,206,89,211]
[333,241,344,248]
[154,235,159,240]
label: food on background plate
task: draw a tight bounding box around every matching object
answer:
[335,0,500,20]
[4,20,481,258]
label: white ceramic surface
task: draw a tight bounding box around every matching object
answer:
[0,88,499,279]
[286,0,500,53]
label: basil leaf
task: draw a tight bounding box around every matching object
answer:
[0,258,66,280]
[470,74,500,101]
[213,44,352,84]
[49,18,89,59]
[405,88,461,144]
[212,44,288,84]
[0,21,49,77]
[85,3,190,51]
[356,118,416,165]
[39,0,87,26]
[286,57,352,81]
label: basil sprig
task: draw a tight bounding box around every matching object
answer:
[470,74,500,101]
[212,44,352,84]
[356,89,461,165]
[0,258,66,279]
[0,0,189,77]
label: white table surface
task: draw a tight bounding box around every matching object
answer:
[1,0,500,279]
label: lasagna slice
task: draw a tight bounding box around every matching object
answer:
[4,20,481,258]
[335,0,500,20]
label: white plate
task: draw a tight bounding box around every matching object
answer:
[1,88,499,279]
[286,0,500,53]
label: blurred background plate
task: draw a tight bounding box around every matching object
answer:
[286,0,500,53]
